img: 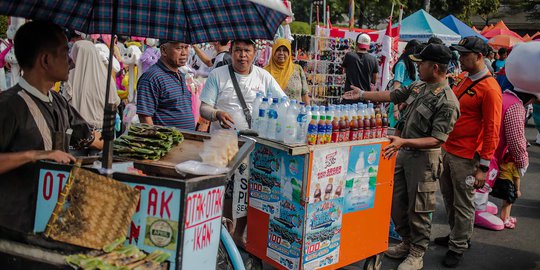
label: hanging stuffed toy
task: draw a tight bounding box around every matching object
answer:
[0,40,11,90]
[121,45,142,103]
[95,43,126,100]
[4,17,25,88]
[139,38,160,75]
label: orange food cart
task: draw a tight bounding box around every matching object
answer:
[246,137,396,270]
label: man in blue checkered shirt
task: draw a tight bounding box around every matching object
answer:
[136,40,195,130]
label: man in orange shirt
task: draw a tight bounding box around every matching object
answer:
[436,36,502,268]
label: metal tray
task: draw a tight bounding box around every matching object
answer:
[115,130,255,180]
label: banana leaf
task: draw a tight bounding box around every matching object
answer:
[119,135,173,149]
[117,152,161,161]
[130,124,183,145]
[113,145,156,155]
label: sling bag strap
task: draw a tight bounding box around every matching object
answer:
[228,64,251,128]
[458,75,491,100]
[18,90,53,150]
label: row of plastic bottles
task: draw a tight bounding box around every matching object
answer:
[251,93,389,145]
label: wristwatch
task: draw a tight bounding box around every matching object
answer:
[359,90,365,100]
[479,165,489,173]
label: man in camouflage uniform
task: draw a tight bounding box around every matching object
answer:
[343,44,461,270]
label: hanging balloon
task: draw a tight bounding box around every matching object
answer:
[505,42,540,98]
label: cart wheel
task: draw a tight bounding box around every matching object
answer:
[217,241,234,270]
[363,253,382,270]
[245,254,263,270]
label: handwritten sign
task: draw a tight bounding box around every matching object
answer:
[182,186,225,270]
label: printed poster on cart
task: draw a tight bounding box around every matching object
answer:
[249,144,284,216]
[266,198,304,270]
[344,144,381,213]
[303,198,344,270]
[309,147,349,204]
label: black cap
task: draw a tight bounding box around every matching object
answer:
[450,36,489,55]
[231,39,256,46]
[428,36,444,45]
[158,39,180,47]
[409,44,452,64]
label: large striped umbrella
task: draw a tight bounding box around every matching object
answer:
[0,0,289,43]
[0,0,290,170]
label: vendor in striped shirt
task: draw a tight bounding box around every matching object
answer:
[136,40,195,130]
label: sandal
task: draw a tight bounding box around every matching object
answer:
[504,217,516,229]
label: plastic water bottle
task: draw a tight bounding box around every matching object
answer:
[257,97,269,138]
[267,98,279,140]
[275,98,284,141]
[360,104,368,119]
[306,105,312,122]
[351,104,358,120]
[284,100,299,144]
[345,105,351,120]
[312,106,320,120]
[251,92,263,131]
[367,102,375,116]
[281,96,290,110]
[296,104,308,144]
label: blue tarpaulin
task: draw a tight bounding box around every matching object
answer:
[399,9,461,45]
[441,15,488,42]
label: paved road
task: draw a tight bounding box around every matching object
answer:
[345,123,540,270]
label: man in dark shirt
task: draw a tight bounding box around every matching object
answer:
[341,33,379,103]
[0,21,102,235]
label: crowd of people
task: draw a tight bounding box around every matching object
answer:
[343,36,537,270]
[0,19,538,270]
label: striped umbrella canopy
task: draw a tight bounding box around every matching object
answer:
[0,0,290,44]
[488,34,523,50]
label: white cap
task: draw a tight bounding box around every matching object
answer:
[356,33,371,50]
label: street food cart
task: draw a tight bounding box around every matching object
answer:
[0,130,254,270]
[246,137,395,270]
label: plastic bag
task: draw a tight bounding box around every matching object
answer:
[199,130,239,168]
[175,160,230,175]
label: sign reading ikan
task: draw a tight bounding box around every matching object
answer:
[182,186,225,270]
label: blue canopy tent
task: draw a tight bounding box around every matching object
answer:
[399,9,461,45]
[441,15,488,42]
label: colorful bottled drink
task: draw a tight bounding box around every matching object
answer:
[363,115,371,140]
[350,116,359,141]
[331,116,340,143]
[382,114,389,137]
[343,116,351,142]
[317,115,326,144]
[369,114,376,139]
[325,115,333,144]
[357,115,364,140]
[375,113,382,138]
[307,115,318,145]
[338,116,347,142]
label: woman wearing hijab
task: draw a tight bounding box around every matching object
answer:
[63,40,120,129]
[265,38,310,105]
